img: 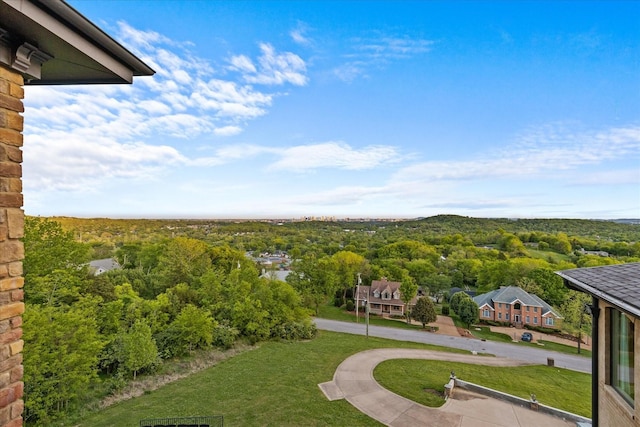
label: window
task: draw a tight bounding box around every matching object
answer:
[514,303,521,310]
[498,313,502,319]
[483,309,490,318]
[533,317,538,324]
[498,303,502,308]
[610,308,635,406]
[534,307,538,313]
[545,317,554,326]
[506,313,510,320]
[526,306,530,312]
[526,316,530,323]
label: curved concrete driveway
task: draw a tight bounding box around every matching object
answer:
[315,318,591,373]
[319,348,576,427]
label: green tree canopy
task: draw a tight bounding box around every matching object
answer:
[412,297,437,328]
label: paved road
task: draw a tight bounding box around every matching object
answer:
[314,318,592,374]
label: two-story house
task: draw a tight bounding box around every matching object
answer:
[473,286,563,329]
[356,278,418,317]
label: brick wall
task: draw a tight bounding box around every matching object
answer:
[0,64,25,427]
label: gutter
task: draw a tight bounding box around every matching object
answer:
[31,0,154,76]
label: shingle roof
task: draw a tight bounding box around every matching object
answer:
[473,286,561,317]
[557,262,640,317]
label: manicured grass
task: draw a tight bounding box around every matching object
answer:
[66,332,469,427]
[317,304,422,330]
[533,340,592,358]
[375,359,591,417]
[469,326,513,343]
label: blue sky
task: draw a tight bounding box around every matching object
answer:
[23,1,639,219]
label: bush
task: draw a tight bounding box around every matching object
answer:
[523,324,561,334]
[479,319,510,327]
[345,300,355,312]
[271,320,317,340]
[441,305,450,315]
[333,296,344,307]
[212,324,239,349]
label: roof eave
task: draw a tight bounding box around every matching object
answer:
[558,271,640,318]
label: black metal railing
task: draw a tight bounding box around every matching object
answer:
[139,415,223,427]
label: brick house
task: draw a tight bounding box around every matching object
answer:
[473,286,563,329]
[355,278,418,317]
[558,262,640,427]
[0,1,152,425]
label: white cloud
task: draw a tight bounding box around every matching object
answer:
[22,22,309,194]
[393,124,640,183]
[24,131,185,192]
[334,34,435,81]
[290,22,313,46]
[267,141,400,172]
[231,43,308,86]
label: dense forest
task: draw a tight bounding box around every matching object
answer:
[23,215,639,424]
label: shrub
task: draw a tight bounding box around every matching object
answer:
[213,324,239,349]
[333,296,344,307]
[441,305,450,315]
[271,320,317,340]
[345,300,355,312]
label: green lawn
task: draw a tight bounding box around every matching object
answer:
[533,340,592,358]
[317,304,423,330]
[469,326,513,342]
[63,332,466,427]
[60,330,592,427]
[375,359,591,417]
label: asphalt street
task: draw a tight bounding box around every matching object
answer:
[314,317,592,374]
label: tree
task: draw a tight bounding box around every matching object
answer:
[120,320,158,379]
[23,217,90,279]
[332,251,368,303]
[424,274,452,303]
[24,302,103,423]
[172,304,214,352]
[412,297,437,328]
[156,237,211,287]
[287,255,337,315]
[449,291,470,314]
[399,277,418,324]
[560,291,593,354]
[457,297,479,329]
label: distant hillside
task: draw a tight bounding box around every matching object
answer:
[403,215,640,241]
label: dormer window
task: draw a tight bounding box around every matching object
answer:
[374,290,380,298]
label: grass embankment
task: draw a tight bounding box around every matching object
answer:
[375,359,591,417]
[66,331,466,427]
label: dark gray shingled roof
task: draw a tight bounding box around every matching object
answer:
[473,286,561,317]
[557,262,640,317]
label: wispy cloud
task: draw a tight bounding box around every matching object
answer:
[267,142,400,172]
[334,33,435,81]
[290,22,313,46]
[229,43,308,86]
[393,124,640,183]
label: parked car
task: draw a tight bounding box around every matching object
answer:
[521,332,533,342]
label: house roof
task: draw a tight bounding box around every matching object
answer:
[1,0,154,84]
[473,286,562,318]
[557,262,640,318]
[88,258,121,272]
